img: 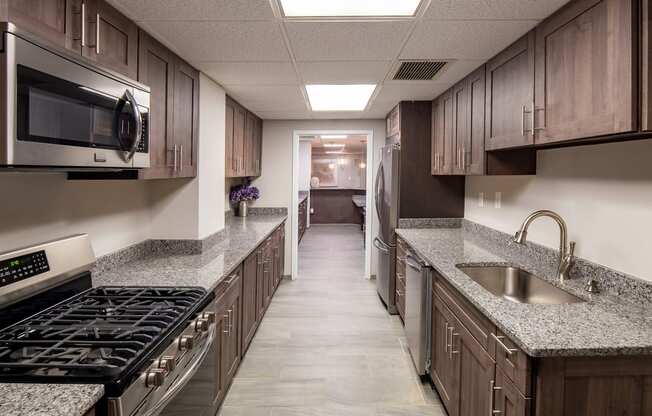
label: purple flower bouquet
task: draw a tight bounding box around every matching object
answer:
[230,185,260,216]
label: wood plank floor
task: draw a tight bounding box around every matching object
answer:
[219,224,446,416]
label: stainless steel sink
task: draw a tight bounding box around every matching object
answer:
[457,265,584,304]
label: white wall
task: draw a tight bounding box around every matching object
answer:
[298,141,312,191]
[0,74,227,257]
[254,119,385,276]
[466,139,652,282]
[0,173,151,257]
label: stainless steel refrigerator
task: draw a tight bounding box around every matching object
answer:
[373,143,400,313]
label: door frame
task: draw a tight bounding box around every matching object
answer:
[291,129,375,280]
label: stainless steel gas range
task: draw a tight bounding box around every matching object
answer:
[0,235,215,416]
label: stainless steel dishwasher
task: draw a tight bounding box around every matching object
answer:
[404,250,432,375]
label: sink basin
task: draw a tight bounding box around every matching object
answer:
[456,265,584,304]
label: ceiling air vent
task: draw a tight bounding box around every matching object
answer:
[393,61,448,81]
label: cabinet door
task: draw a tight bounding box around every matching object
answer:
[431,91,454,175]
[172,58,199,178]
[211,303,227,408]
[455,314,496,416]
[233,107,246,177]
[534,0,635,144]
[225,100,237,177]
[464,66,486,175]
[495,368,531,416]
[255,247,266,320]
[452,80,470,175]
[244,112,256,176]
[220,270,242,389]
[431,294,460,416]
[8,0,79,52]
[253,117,263,176]
[137,31,175,179]
[241,251,258,352]
[485,32,535,150]
[83,0,138,79]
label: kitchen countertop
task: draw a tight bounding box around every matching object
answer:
[93,213,287,290]
[352,195,366,208]
[0,384,104,416]
[0,214,286,416]
[298,191,309,204]
[396,225,652,357]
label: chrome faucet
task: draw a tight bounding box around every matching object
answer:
[513,210,576,282]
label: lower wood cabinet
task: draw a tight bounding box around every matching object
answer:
[426,266,652,416]
[241,251,258,352]
[298,198,308,244]
[218,267,242,391]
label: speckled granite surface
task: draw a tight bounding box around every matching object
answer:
[299,191,309,204]
[396,223,652,357]
[0,383,103,416]
[93,214,286,290]
[398,218,462,229]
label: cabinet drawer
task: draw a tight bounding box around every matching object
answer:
[434,272,496,357]
[395,277,406,321]
[494,366,532,415]
[493,329,532,396]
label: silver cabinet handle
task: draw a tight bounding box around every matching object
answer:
[173,145,178,171]
[81,2,86,47]
[444,323,451,353]
[491,333,518,356]
[179,145,184,170]
[96,13,100,54]
[489,380,503,415]
[533,103,546,131]
[449,331,460,358]
[222,313,230,334]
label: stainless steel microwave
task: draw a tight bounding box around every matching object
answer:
[0,25,150,170]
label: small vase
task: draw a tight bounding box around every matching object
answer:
[238,200,248,217]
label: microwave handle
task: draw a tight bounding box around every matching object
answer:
[122,89,143,162]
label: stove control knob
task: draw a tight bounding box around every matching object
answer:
[194,318,210,332]
[157,356,176,372]
[145,368,166,387]
[201,311,216,324]
[178,335,195,351]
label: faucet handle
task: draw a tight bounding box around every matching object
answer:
[568,241,576,257]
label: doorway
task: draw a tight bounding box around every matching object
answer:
[291,130,374,280]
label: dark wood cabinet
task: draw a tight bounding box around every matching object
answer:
[241,250,258,352]
[431,293,459,415]
[255,245,266,322]
[485,32,535,150]
[386,105,400,138]
[219,268,242,391]
[225,97,262,178]
[82,0,138,80]
[495,368,531,416]
[533,0,636,144]
[298,197,308,243]
[460,66,486,175]
[138,32,199,180]
[172,57,199,177]
[137,31,174,179]
[6,0,79,52]
[431,90,454,175]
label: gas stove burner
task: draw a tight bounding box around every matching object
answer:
[0,286,209,383]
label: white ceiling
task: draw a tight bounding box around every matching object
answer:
[108,0,570,120]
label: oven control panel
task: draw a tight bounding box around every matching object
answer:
[0,250,50,288]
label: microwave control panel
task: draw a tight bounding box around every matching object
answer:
[0,250,50,288]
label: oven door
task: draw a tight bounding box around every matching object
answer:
[2,32,150,169]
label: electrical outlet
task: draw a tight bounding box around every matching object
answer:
[494,192,502,208]
[478,192,485,207]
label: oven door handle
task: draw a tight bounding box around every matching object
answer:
[119,89,143,163]
[141,323,216,416]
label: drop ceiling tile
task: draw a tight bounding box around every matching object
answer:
[256,111,313,120]
[423,0,571,20]
[401,19,536,60]
[140,21,289,62]
[297,61,392,84]
[197,62,298,85]
[224,85,308,112]
[108,0,275,21]
[286,21,412,61]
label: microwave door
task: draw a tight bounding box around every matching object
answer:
[115,89,143,162]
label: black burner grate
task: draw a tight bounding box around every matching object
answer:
[0,286,207,382]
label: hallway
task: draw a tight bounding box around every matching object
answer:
[220,225,445,415]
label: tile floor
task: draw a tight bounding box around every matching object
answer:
[220,224,446,416]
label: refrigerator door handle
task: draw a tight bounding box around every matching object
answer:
[373,237,390,254]
[374,163,384,221]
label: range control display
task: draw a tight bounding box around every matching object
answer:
[0,250,50,288]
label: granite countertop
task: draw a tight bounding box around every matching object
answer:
[352,195,366,208]
[93,214,287,290]
[396,226,652,357]
[0,384,104,416]
[0,214,286,416]
[298,191,309,204]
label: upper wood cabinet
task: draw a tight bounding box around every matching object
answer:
[226,96,262,178]
[82,0,138,80]
[386,105,400,138]
[137,31,174,179]
[431,90,454,174]
[485,32,535,151]
[6,0,80,52]
[533,0,636,144]
[138,31,199,180]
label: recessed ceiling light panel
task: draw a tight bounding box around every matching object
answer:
[321,134,347,139]
[280,0,422,17]
[306,84,376,111]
